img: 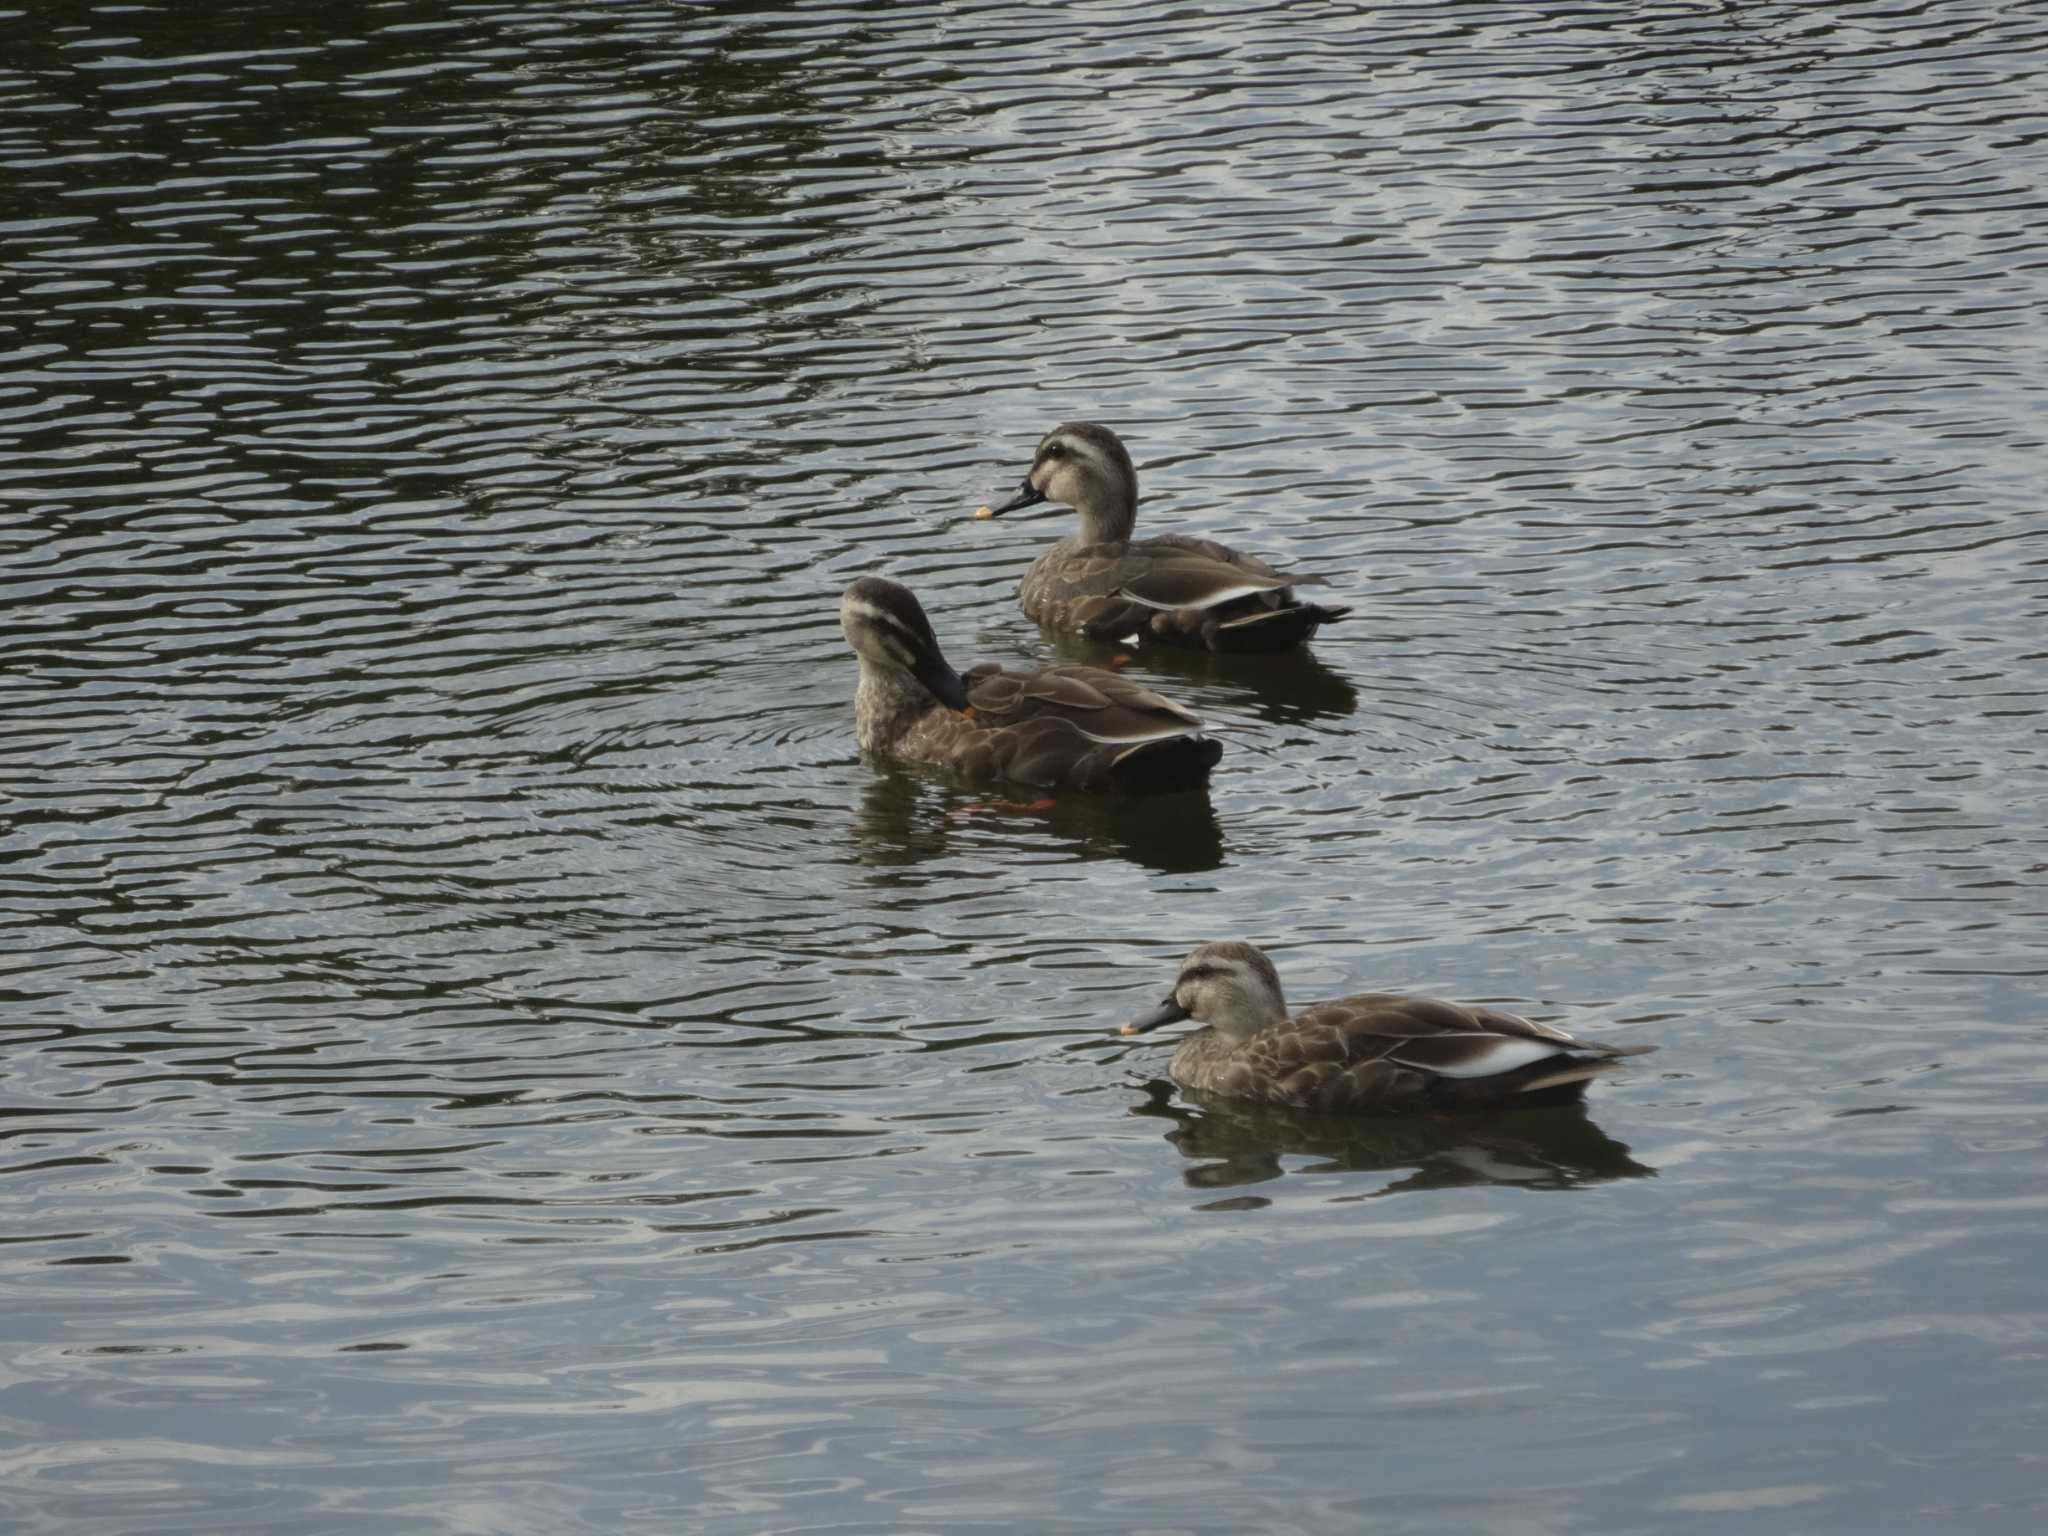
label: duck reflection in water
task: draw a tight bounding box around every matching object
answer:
[1129,1081,1655,1196]
[852,770,1224,876]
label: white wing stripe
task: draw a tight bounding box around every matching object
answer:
[1118,581,1279,612]
[1394,1037,1563,1079]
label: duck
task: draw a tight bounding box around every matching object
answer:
[839,576,1222,792]
[975,421,1349,653]
[1121,941,1653,1113]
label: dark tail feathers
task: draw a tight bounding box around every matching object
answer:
[1213,602,1349,654]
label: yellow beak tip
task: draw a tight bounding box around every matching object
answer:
[974,505,995,519]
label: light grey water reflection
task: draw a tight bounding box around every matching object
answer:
[4,1,2047,1531]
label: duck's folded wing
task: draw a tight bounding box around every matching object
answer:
[1382,1032,1578,1078]
[1114,550,1298,613]
[1322,997,1648,1077]
[968,664,1204,740]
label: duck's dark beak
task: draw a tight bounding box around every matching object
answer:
[913,650,972,713]
[975,478,1047,520]
[1120,995,1190,1036]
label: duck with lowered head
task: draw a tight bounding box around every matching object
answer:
[976,422,1349,653]
[839,575,1221,793]
[1122,941,1653,1113]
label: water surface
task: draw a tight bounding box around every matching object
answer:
[4,3,2047,1532]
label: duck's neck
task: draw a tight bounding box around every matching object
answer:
[1074,483,1138,545]
[853,660,936,753]
[1209,989,1289,1043]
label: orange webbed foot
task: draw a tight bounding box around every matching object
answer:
[948,797,1057,819]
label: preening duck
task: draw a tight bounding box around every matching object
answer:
[976,422,1349,653]
[839,576,1221,792]
[1122,941,1653,1113]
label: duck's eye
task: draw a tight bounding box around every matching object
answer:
[1041,442,1064,460]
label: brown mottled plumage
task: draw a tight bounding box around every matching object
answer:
[839,576,1220,792]
[975,422,1349,653]
[1121,941,1654,1114]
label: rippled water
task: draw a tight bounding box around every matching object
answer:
[5,2,2047,1531]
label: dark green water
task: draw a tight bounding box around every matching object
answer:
[4,3,2046,1531]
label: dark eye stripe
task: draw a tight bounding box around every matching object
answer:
[846,599,929,646]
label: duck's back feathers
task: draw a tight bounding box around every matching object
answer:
[898,660,1219,791]
[1022,536,1347,654]
[1176,994,1652,1114]
[963,661,1203,736]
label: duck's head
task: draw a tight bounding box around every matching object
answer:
[1122,940,1288,1043]
[839,576,971,712]
[978,421,1139,543]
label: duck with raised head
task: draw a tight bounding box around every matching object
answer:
[975,422,1349,653]
[1121,941,1653,1113]
[839,576,1222,792]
